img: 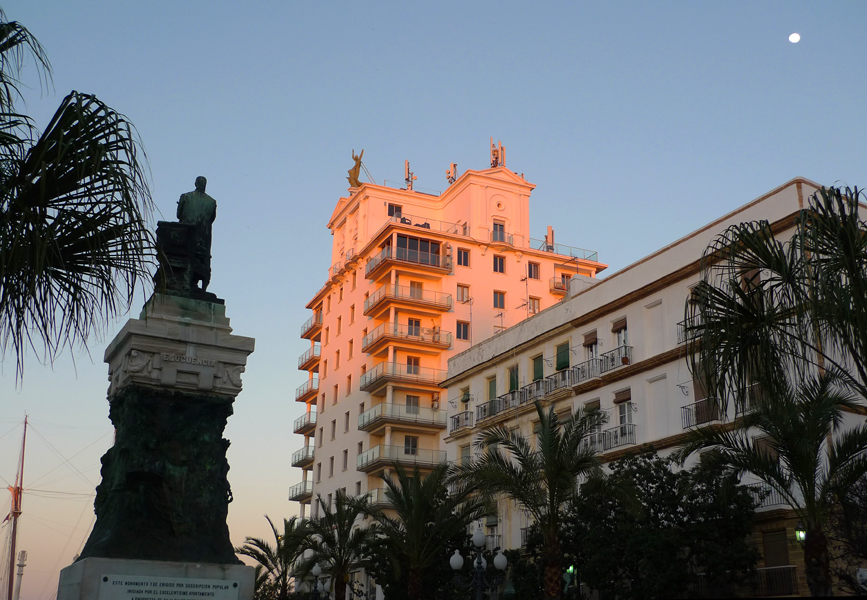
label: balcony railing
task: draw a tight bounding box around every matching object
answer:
[476,389,524,422]
[294,378,319,401]
[300,311,323,338]
[572,358,602,384]
[746,482,789,508]
[489,230,513,245]
[360,362,447,391]
[485,534,502,552]
[522,379,547,403]
[581,430,604,453]
[599,345,632,373]
[364,284,453,314]
[362,322,452,352]
[602,423,637,451]
[356,444,447,471]
[363,487,392,507]
[681,398,723,429]
[365,246,452,277]
[450,410,473,433]
[388,212,467,235]
[520,527,530,548]
[530,238,599,262]
[546,368,573,394]
[677,315,703,345]
[330,260,343,278]
[291,445,315,467]
[288,480,313,501]
[293,410,317,434]
[297,344,321,369]
[750,566,798,596]
[549,277,568,294]
[691,565,798,598]
[358,403,446,430]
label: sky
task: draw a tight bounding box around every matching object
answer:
[1,1,866,598]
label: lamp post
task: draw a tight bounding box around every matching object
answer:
[451,525,508,600]
[310,563,329,600]
[795,521,807,543]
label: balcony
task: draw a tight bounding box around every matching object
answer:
[300,311,323,340]
[681,398,723,429]
[295,378,319,403]
[489,229,514,246]
[288,480,313,502]
[581,430,604,453]
[297,344,321,371]
[746,482,789,509]
[359,362,448,394]
[364,284,453,317]
[522,379,547,404]
[450,410,473,433]
[485,534,502,552]
[356,444,447,472]
[363,487,392,508]
[358,403,447,432]
[293,410,317,435]
[692,565,798,598]
[365,246,452,280]
[387,212,467,236]
[599,345,632,373]
[602,422,637,451]
[476,389,525,423]
[530,238,599,262]
[291,445,315,468]
[362,322,452,356]
[677,315,702,345]
[546,368,573,396]
[572,358,602,385]
[549,277,568,294]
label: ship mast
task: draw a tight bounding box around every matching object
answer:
[5,416,27,600]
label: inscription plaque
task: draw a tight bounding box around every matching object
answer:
[98,575,240,600]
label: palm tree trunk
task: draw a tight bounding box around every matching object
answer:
[407,567,424,600]
[333,574,346,600]
[804,528,832,597]
[542,538,563,600]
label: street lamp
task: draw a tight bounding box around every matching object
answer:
[795,521,807,543]
[310,563,329,600]
[450,524,508,599]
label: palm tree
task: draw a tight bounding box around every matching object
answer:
[674,374,867,596]
[368,462,488,600]
[301,491,377,600]
[235,515,309,600]
[455,400,607,600]
[0,9,155,379]
[686,185,867,412]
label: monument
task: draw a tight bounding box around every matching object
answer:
[57,178,255,600]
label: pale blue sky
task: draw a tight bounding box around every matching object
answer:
[2,1,866,597]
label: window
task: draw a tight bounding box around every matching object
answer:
[326,296,332,313]
[329,456,334,477]
[348,339,354,359]
[316,462,322,482]
[407,318,421,337]
[494,291,505,309]
[337,317,342,335]
[322,359,328,378]
[509,365,519,391]
[359,402,365,415]
[457,285,470,303]
[612,318,628,347]
[360,364,366,378]
[346,374,351,395]
[331,420,336,439]
[493,222,506,243]
[355,481,362,496]
[410,281,423,299]
[357,442,363,455]
[335,350,340,369]
[528,262,540,280]
[493,255,505,273]
[388,203,402,217]
[584,331,598,360]
[458,248,470,267]
[397,235,441,265]
[339,286,344,302]
[556,342,570,371]
[324,328,330,345]
[533,355,544,381]
[529,296,540,315]
[326,493,332,511]
[487,376,497,401]
[456,321,470,341]
[333,384,338,404]
[352,272,357,289]
[343,449,348,470]
[406,395,419,415]
[344,411,350,431]
[407,356,420,375]
[404,436,418,456]
[350,305,355,323]
[318,427,323,447]
[460,445,472,467]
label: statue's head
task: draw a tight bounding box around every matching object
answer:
[195,176,207,192]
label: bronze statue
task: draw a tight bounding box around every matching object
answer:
[177,176,217,291]
[347,149,364,187]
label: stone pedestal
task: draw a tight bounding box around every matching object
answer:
[58,294,255,599]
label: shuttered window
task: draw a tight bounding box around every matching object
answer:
[556,342,570,371]
[533,356,544,381]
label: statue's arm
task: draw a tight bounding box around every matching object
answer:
[177,195,185,220]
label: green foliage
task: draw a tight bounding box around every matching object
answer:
[829,475,867,595]
[235,516,309,600]
[563,451,758,600]
[0,8,155,379]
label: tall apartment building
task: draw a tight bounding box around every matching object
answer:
[290,162,606,521]
[441,177,856,597]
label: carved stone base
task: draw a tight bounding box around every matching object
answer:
[78,385,238,563]
[58,557,254,600]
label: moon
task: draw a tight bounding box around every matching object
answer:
[789,33,801,43]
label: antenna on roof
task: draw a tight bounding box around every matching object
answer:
[404,160,417,191]
[490,138,506,168]
[446,163,458,185]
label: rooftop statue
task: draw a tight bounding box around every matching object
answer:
[347,148,364,187]
[178,176,217,291]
